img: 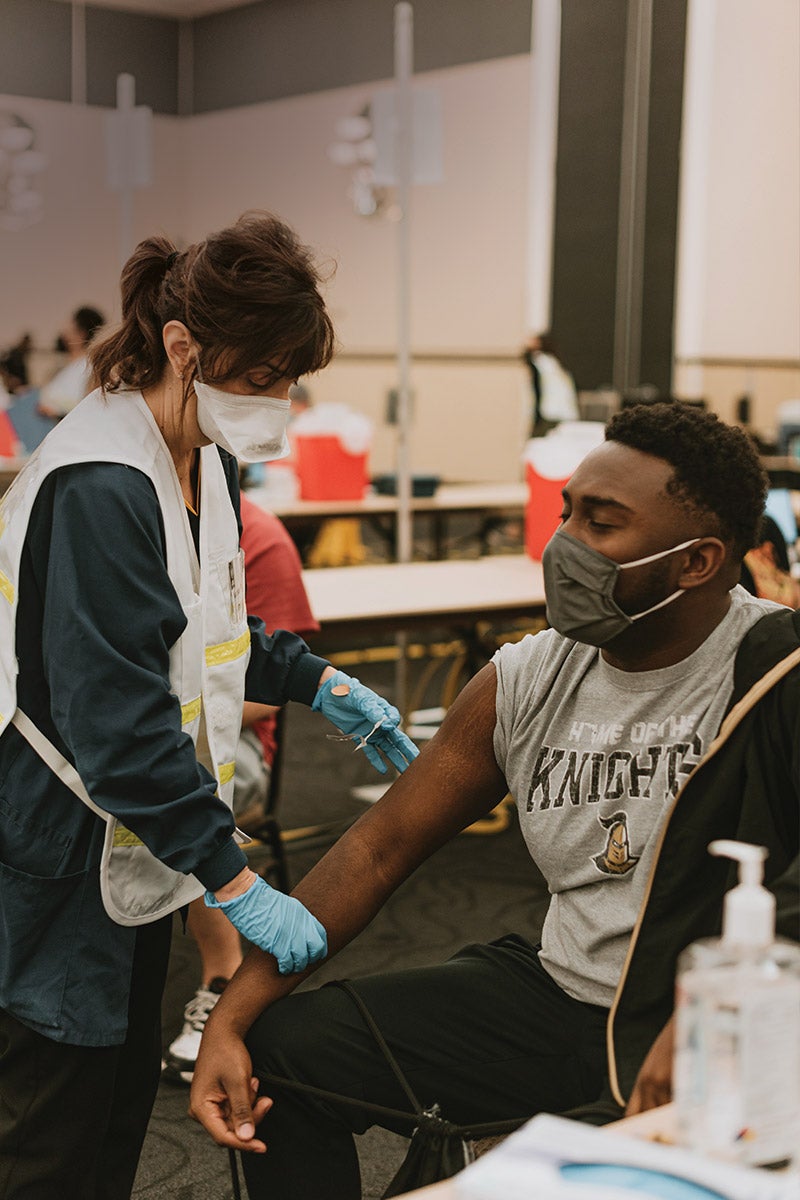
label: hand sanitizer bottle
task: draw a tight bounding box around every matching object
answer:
[674,840,800,1170]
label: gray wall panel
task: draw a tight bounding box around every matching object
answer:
[551,0,628,390]
[2,0,529,114]
[86,6,179,114]
[551,0,686,394]
[413,0,531,73]
[194,0,392,113]
[639,0,687,395]
[0,0,71,102]
[193,0,531,113]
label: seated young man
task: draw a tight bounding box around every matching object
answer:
[190,404,800,1200]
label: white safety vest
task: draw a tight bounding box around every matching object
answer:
[0,389,249,925]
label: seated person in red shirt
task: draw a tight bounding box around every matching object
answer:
[164,494,319,1084]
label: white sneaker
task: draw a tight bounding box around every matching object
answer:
[162,976,228,1086]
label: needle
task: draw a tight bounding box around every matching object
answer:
[326,719,384,752]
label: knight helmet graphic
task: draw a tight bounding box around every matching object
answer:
[592,811,640,876]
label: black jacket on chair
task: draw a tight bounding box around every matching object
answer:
[606,606,800,1108]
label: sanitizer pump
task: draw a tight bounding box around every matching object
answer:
[674,840,800,1170]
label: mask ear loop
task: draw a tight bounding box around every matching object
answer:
[622,538,701,623]
[619,537,700,571]
[629,588,685,622]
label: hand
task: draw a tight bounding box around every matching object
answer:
[189,1025,271,1152]
[205,875,327,974]
[626,1015,674,1116]
[312,669,419,775]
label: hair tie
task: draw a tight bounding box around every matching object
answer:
[165,250,178,272]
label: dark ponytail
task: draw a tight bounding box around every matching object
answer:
[90,213,335,394]
[90,237,189,391]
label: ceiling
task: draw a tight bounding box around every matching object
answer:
[52,0,254,18]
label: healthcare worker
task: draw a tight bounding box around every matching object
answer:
[522,331,578,436]
[0,212,417,1200]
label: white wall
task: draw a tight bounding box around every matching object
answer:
[183,57,531,353]
[0,55,533,478]
[0,95,185,365]
[180,55,533,477]
[674,0,800,433]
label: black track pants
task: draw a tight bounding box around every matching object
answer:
[0,916,172,1200]
[243,935,609,1200]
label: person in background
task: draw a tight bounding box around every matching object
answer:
[523,330,579,437]
[37,305,105,418]
[0,213,416,1200]
[164,493,320,1085]
[0,333,32,397]
[0,365,9,412]
[740,513,800,608]
[190,403,798,1200]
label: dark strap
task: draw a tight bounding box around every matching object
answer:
[258,1069,425,1127]
[328,981,526,1137]
[260,1068,528,1140]
[328,980,423,1116]
[261,979,529,1139]
[226,980,526,1196]
[228,1148,242,1200]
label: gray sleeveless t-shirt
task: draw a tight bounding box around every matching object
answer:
[492,586,778,1008]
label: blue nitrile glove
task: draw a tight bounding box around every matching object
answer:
[204,875,327,975]
[312,669,419,775]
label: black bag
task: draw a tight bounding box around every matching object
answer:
[228,979,524,1199]
[381,1102,476,1197]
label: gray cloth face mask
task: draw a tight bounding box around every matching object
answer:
[542,528,700,646]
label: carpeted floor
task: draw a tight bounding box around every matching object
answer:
[133,655,549,1199]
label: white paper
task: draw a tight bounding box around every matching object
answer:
[455,1115,797,1200]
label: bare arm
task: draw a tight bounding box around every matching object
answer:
[626,1015,674,1116]
[190,663,507,1148]
[241,700,279,728]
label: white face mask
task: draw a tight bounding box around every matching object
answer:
[194,378,291,464]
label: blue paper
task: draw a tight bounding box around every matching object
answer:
[561,1163,726,1199]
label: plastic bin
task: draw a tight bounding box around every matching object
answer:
[0,411,21,458]
[525,462,569,560]
[523,423,605,559]
[293,434,368,501]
